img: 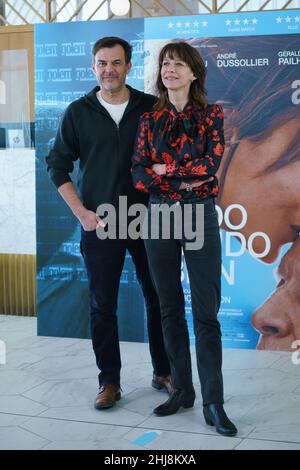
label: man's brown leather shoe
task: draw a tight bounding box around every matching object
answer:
[152,374,173,395]
[94,384,121,410]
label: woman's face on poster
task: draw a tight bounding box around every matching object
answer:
[251,239,300,351]
[217,116,300,351]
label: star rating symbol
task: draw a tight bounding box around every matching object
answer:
[276,16,299,24]
[225,17,259,27]
[167,19,205,31]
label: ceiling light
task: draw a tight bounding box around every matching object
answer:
[110,0,130,16]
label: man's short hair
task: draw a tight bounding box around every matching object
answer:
[92,36,132,64]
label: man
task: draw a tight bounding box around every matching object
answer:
[46,36,172,409]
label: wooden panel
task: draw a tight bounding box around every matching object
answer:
[0,254,36,316]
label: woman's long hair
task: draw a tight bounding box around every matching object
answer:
[154,41,208,111]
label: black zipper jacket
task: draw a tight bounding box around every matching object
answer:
[46,85,156,211]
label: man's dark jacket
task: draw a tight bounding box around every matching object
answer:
[46,85,155,211]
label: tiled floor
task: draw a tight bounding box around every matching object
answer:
[0,314,300,450]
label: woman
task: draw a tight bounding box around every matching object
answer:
[131,41,237,436]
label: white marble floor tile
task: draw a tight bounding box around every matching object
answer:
[270,354,300,378]
[11,335,80,349]
[120,363,154,389]
[236,393,300,426]
[22,378,97,407]
[139,410,253,439]
[41,439,143,450]
[119,341,153,365]
[0,315,36,331]
[3,333,59,351]
[235,438,300,450]
[0,426,48,450]
[119,385,208,415]
[22,378,136,408]
[0,413,30,426]
[39,404,148,427]
[118,387,174,417]
[17,338,92,359]
[223,368,299,396]
[219,395,259,424]
[0,369,45,395]
[22,415,132,442]
[1,315,300,451]
[126,387,252,438]
[5,349,45,370]
[22,355,98,380]
[124,428,240,450]
[222,349,283,370]
[0,396,47,416]
[120,362,201,390]
[247,424,300,443]
[1,330,38,349]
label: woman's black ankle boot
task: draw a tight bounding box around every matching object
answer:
[203,403,237,436]
[154,388,195,416]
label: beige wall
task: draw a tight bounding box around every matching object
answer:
[0,25,34,122]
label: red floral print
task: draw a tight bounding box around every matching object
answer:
[131,102,224,200]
